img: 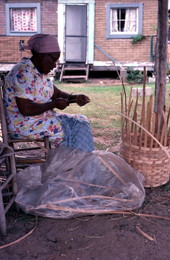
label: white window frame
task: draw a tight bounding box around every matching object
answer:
[6,3,41,36]
[106,3,143,39]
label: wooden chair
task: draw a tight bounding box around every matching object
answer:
[0,75,51,235]
[0,75,51,169]
[0,142,17,236]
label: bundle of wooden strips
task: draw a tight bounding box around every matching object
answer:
[120,68,170,187]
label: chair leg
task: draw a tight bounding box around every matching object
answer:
[44,136,51,150]
[0,191,6,236]
[9,155,17,194]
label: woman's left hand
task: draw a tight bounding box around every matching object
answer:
[76,94,90,106]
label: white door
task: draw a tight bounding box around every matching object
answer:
[65,5,87,62]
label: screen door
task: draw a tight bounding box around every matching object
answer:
[65,5,87,62]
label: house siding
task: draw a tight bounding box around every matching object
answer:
[41,0,58,35]
[94,0,158,65]
[0,0,58,64]
[0,0,158,70]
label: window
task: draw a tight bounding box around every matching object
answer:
[6,3,41,36]
[106,3,143,39]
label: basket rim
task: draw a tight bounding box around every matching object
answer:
[121,141,169,152]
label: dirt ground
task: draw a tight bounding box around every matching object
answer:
[0,176,170,260]
[1,145,170,259]
[0,79,170,260]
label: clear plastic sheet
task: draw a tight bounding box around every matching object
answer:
[15,146,145,218]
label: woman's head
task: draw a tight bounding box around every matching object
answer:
[28,34,60,74]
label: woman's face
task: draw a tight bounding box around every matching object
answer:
[36,52,60,74]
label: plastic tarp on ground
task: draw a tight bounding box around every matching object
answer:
[15,146,145,218]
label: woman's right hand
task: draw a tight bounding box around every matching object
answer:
[54,98,69,110]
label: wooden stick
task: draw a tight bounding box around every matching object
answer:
[155,83,164,138]
[29,207,170,222]
[127,87,133,116]
[121,78,127,115]
[138,126,142,149]
[34,141,48,153]
[128,101,134,124]
[133,111,138,145]
[147,95,153,132]
[150,112,156,149]
[93,101,170,160]
[57,177,117,192]
[121,92,125,140]
[0,217,38,249]
[139,68,147,148]
[155,112,161,147]
[52,195,135,205]
[136,226,156,242]
[160,110,167,145]
[144,97,152,147]
[140,66,146,127]
[131,90,139,140]
[121,113,170,160]
[97,155,126,185]
[144,102,149,147]
[127,88,133,141]
[167,107,170,125]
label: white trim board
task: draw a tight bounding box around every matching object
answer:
[58,0,95,4]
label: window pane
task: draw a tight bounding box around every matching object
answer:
[10,8,37,32]
[111,8,138,34]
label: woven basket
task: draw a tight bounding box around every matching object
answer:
[120,140,170,187]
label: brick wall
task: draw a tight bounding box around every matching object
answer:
[94,0,158,63]
[41,0,58,35]
[0,0,58,63]
[0,0,158,65]
[0,36,31,63]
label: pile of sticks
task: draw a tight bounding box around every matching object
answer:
[121,70,170,150]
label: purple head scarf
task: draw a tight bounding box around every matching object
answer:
[27,34,60,53]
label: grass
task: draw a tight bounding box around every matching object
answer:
[53,80,170,150]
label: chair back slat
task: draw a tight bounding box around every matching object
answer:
[0,78,9,144]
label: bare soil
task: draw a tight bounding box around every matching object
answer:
[0,79,170,260]
[1,138,170,260]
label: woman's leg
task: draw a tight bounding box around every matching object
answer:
[58,114,94,152]
[9,114,94,152]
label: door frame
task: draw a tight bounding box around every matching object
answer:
[65,4,87,62]
[58,0,95,64]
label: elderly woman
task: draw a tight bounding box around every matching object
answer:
[4,34,94,152]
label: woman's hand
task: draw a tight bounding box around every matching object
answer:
[52,86,90,107]
[76,94,90,106]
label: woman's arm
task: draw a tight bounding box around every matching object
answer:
[16,97,69,116]
[16,85,91,116]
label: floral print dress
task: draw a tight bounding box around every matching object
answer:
[4,57,94,151]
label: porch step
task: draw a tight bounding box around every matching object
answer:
[61,75,87,79]
[62,67,87,71]
[59,63,90,82]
